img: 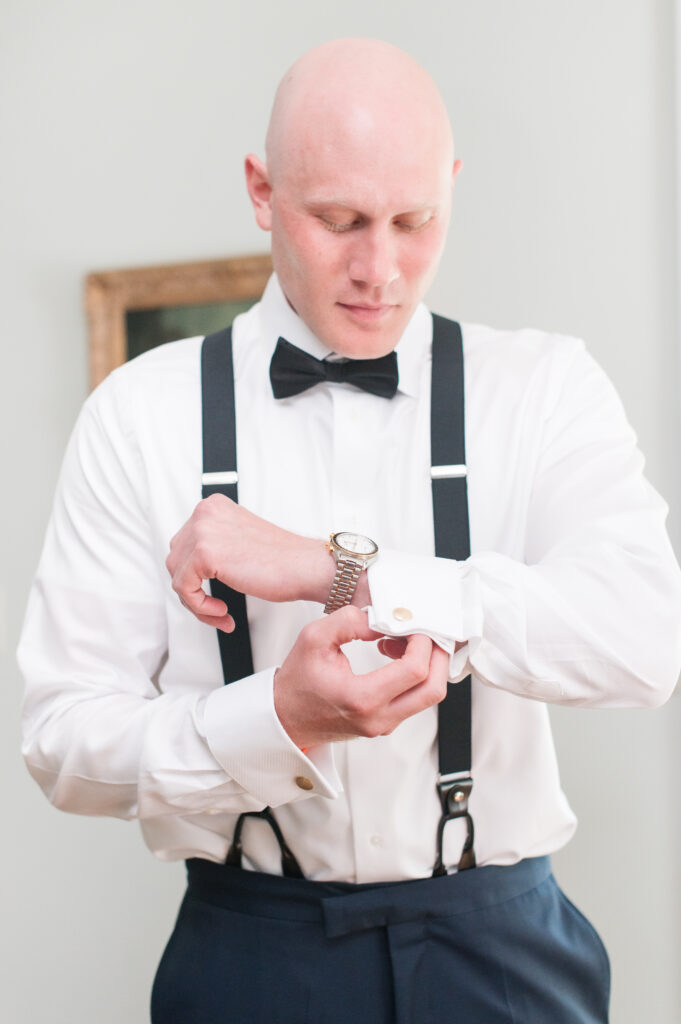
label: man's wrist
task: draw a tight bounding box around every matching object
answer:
[325,533,378,612]
[299,538,337,605]
[282,535,372,609]
[352,570,370,608]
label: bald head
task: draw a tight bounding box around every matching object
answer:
[245,38,460,358]
[265,38,454,185]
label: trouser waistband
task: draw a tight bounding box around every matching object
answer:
[185,855,552,939]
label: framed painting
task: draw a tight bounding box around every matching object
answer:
[85,252,273,389]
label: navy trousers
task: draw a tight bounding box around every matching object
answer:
[151,856,610,1024]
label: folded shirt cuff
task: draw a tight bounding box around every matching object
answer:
[367,548,483,681]
[203,667,342,806]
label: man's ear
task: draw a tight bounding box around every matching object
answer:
[451,159,463,187]
[245,154,273,231]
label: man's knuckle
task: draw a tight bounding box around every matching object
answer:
[339,604,363,626]
[298,621,320,649]
[203,493,231,515]
[194,498,210,521]
[357,718,382,739]
[405,658,428,686]
[424,676,447,707]
[343,692,368,717]
[302,619,321,640]
[193,538,213,563]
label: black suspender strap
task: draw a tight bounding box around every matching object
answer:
[200,314,474,879]
[201,326,302,878]
[430,314,475,874]
[201,327,255,683]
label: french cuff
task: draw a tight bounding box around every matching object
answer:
[367,548,483,681]
[203,667,342,807]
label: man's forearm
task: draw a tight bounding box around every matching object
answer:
[167,495,373,623]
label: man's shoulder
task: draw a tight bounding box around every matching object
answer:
[79,336,205,450]
[110,334,205,387]
[89,335,202,407]
[458,320,587,390]
[443,319,596,424]
[460,320,584,362]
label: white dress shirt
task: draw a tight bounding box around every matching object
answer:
[19,275,681,882]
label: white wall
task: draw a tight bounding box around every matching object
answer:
[1,2,678,1021]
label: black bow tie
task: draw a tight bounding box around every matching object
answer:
[269,337,399,399]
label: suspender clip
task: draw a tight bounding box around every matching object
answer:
[432,775,476,877]
[437,774,473,816]
[226,807,305,879]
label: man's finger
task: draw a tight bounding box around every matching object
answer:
[194,611,236,633]
[384,642,450,720]
[359,632,435,702]
[175,576,228,619]
[377,636,409,660]
[315,605,384,647]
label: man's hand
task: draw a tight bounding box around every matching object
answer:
[166,494,336,630]
[274,605,450,748]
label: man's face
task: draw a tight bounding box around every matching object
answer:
[248,126,458,358]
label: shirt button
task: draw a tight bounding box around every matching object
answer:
[392,607,413,621]
[295,776,314,791]
[206,808,221,816]
[369,834,384,847]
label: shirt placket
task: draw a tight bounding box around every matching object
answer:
[329,383,402,881]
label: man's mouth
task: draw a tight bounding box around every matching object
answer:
[338,302,396,321]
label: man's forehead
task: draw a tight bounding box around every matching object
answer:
[278,117,453,207]
[285,138,453,209]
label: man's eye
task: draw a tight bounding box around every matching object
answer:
[396,217,432,232]
[320,218,358,233]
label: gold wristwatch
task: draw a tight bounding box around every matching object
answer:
[324,532,379,614]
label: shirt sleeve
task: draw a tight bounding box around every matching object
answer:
[18,370,340,822]
[368,343,681,708]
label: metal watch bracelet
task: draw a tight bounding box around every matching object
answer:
[324,557,364,614]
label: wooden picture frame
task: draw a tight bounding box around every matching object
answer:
[84,253,273,389]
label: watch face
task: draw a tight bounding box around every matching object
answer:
[335,532,378,557]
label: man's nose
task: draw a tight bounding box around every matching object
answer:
[348,227,399,288]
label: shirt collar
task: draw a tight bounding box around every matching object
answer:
[258,273,429,399]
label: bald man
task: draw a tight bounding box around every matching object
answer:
[20,38,681,1024]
